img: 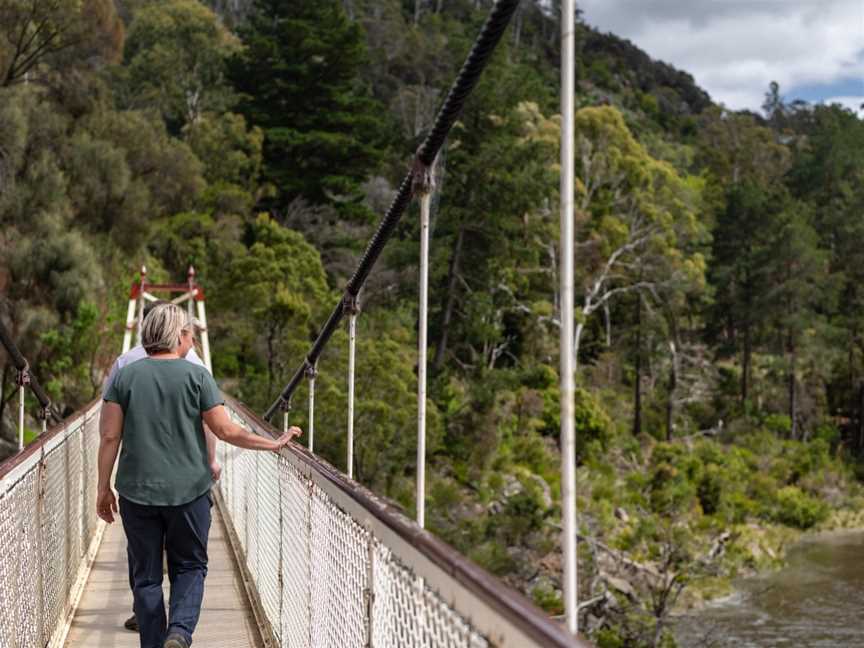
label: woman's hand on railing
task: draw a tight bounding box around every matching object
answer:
[97,488,118,524]
[272,426,302,453]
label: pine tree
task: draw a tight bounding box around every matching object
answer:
[227,0,387,213]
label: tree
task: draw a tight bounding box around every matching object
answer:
[228,0,388,212]
[708,183,777,406]
[214,214,330,399]
[763,200,832,438]
[567,106,707,381]
[0,0,123,86]
[119,0,239,131]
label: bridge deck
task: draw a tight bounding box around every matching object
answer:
[65,503,264,648]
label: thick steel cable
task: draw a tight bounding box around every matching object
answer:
[0,319,62,423]
[264,0,521,421]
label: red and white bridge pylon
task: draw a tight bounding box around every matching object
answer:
[122,265,212,373]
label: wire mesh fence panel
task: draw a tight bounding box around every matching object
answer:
[0,405,101,648]
[279,456,310,648]
[66,421,85,592]
[0,469,43,647]
[231,446,250,553]
[222,402,501,648]
[371,543,489,648]
[309,482,369,648]
[255,451,282,640]
[41,439,70,640]
[81,412,101,550]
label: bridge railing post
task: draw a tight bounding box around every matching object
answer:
[343,293,360,479]
[17,363,30,451]
[414,161,435,529]
[305,361,317,455]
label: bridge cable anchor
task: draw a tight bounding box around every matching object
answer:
[15,361,30,388]
[410,154,435,199]
[342,292,361,317]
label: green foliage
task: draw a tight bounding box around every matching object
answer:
[119,0,239,130]
[0,0,124,86]
[228,0,388,211]
[574,387,613,459]
[773,486,829,529]
[185,112,263,192]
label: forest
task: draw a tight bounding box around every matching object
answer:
[2,1,864,646]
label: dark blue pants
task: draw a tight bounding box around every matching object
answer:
[120,493,211,648]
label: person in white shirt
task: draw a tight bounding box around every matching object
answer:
[103,308,221,633]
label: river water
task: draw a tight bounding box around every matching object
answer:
[674,531,864,647]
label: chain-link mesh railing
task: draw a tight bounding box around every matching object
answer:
[0,400,102,648]
[221,396,589,648]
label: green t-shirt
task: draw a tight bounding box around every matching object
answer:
[103,357,224,506]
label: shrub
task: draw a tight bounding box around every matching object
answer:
[773,486,828,529]
[574,388,613,460]
[763,414,791,437]
[697,464,723,515]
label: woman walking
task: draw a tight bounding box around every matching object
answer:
[96,303,300,648]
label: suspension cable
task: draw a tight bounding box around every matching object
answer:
[264,0,521,421]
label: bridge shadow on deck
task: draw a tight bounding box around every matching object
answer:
[65,504,264,648]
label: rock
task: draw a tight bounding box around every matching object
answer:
[604,575,637,599]
[614,507,630,523]
[501,474,523,499]
[527,474,553,509]
[487,473,525,515]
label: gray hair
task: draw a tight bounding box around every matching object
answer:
[141,303,193,354]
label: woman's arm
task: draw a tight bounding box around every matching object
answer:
[97,401,124,523]
[202,404,301,451]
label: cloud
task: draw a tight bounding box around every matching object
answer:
[823,96,864,114]
[578,0,864,111]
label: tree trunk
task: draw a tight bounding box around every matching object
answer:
[633,294,642,436]
[433,227,464,372]
[603,302,611,347]
[741,320,751,406]
[573,321,584,373]
[666,344,676,442]
[788,334,798,439]
[512,6,523,50]
[414,0,422,25]
[0,363,8,439]
[857,382,864,454]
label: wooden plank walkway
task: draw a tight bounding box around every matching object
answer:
[65,504,264,648]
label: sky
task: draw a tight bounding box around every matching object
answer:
[577,0,864,115]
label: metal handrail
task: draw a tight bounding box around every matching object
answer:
[0,319,62,425]
[264,0,522,421]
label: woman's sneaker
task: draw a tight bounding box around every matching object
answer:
[163,634,189,648]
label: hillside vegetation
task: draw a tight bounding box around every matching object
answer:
[2,1,864,646]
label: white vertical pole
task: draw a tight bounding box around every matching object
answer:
[122,298,137,354]
[18,384,25,451]
[561,0,578,635]
[196,300,213,374]
[187,266,196,320]
[308,368,316,453]
[347,312,357,479]
[283,411,288,435]
[136,266,147,346]
[417,192,431,529]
